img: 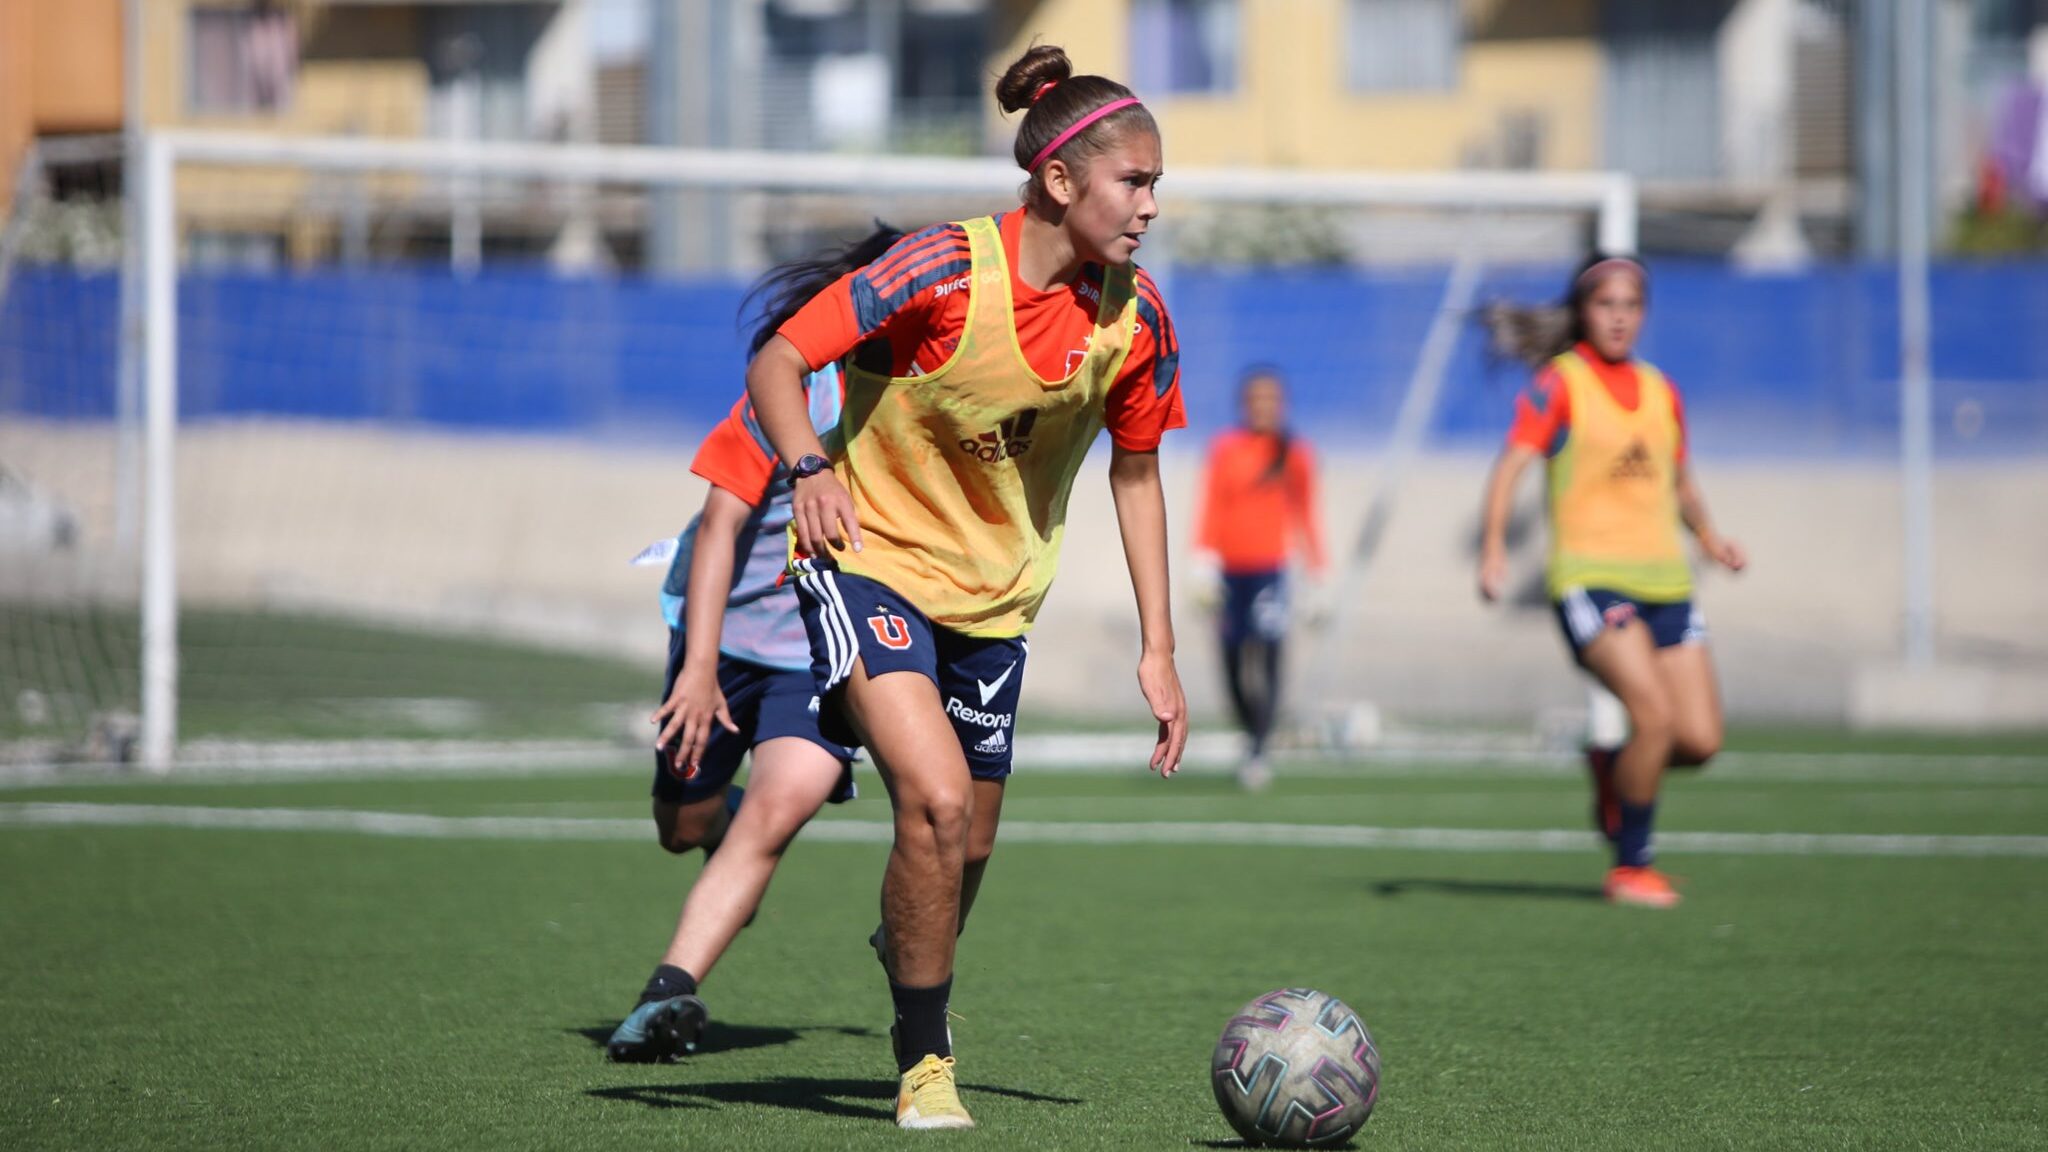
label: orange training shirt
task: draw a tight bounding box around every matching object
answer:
[776,209,1184,451]
[1196,429,1326,576]
[1506,341,1689,466]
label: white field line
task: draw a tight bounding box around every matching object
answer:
[3,732,2046,789]
[3,803,2046,859]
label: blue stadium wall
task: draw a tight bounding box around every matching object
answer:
[5,262,2045,457]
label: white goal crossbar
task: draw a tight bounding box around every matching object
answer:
[137,129,1638,769]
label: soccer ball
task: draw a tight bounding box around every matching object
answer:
[1211,988,1381,1147]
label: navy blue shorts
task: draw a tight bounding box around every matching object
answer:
[1554,586,1707,667]
[651,628,857,806]
[789,559,1028,779]
[1221,569,1289,646]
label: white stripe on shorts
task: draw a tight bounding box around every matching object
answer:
[1563,586,1603,648]
[804,565,858,690]
[794,559,851,690]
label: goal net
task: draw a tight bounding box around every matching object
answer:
[0,130,1633,771]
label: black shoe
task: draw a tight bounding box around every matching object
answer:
[605,994,709,1062]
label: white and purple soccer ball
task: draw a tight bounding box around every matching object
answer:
[1211,988,1381,1147]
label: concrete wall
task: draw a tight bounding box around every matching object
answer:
[5,419,2043,729]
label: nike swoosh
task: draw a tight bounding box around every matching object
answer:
[976,661,1017,706]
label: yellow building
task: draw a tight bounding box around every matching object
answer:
[0,0,126,217]
[992,0,1605,173]
[3,1,584,264]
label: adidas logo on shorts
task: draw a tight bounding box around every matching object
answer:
[974,729,1008,755]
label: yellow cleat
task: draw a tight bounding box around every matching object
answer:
[895,1054,975,1130]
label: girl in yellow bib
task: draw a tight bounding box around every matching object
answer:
[745,45,1187,1129]
[1478,254,1747,910]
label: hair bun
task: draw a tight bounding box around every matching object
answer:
[996,44,1073,114]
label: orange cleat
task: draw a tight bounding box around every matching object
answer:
[1604,865,1681,909]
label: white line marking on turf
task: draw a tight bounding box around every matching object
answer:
[3,803,2045,859]
[5,734,2047,790]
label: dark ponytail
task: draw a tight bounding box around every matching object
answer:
[1482,252,1648,367]
[740,223,905,356]
[995,44,1155,209]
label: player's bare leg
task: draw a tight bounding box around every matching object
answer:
[842,660,973,990]
[652,791,732,856]
[840,657,977,1128]
[875,775,1003,979]
[957,776,1005,933]
[1579,622,1681,907]
[610,789,733,1062]
[1656,643,1724,769]
[660,737,845,983]
[1580,623,1672,807]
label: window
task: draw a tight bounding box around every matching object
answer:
[1346,0,1462,92]
[188,7,298,115]
[1131,0,1240,96]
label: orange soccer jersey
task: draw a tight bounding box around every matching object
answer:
[775,214,1186,636]
[1196,429,1325,576]
[777,209,1184,452]
[1506,341,1689,466]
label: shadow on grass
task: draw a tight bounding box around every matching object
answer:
[591,1077,1083,1122]
[1196,1131,1351,1139]
[1371,877,1604,902]
[1191,1141,1356,1150]
[572,1020,877,1058]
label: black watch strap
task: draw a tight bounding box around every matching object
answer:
[790,453,831,480]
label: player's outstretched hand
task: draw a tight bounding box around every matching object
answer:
[1477,544,1510,603]
[652,666,738,774]
[1138,649,1187,778]
[1706,534,1748,574]
[792,471,863,557]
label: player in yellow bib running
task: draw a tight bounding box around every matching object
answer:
[745,45,1188,1129]
[1478,254,1747,909]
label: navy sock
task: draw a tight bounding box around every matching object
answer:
[1615,800,1657,868]
[640,963,697,1005]
[890,977,953,1072]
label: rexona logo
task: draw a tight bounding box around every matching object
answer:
[959,409,1038,463]
[1610,437,1656,481]
[946,696,1013,730]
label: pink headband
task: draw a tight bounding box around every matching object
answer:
[1027,97,1142,173]
[1576,257,1644,289]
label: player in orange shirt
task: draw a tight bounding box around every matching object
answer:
[744,45,1187,1128]
[1477,254,1747,909]
[605,228,900,1063]
[1195,367,1325,790]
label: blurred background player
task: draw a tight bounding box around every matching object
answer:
[1194,366,1326,791]
[1476,254,1747,909]
[605,227,901,1062]
[745,44,1188,1129]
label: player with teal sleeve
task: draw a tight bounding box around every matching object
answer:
[606,228,900,1062]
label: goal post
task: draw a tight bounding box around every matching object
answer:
[124,130,1637,770]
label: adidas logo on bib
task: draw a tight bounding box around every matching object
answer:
[974,729,1008,755]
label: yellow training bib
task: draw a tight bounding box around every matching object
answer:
[813,216,1138,636]
[1544,349,1692,602]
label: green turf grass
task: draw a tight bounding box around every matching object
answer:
[2,747,2045,1150]
[1,605,655,743]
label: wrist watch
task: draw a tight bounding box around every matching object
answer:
[790,453,831,481]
